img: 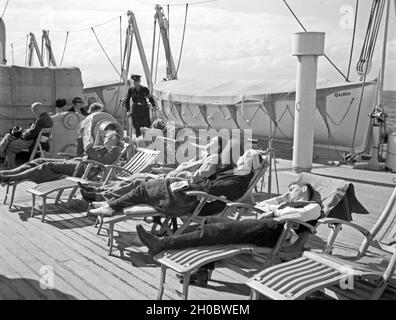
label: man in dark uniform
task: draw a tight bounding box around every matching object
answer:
[125,74,156,137]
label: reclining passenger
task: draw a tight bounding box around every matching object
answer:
[79,136,231,202]
[135,183,321,285]
[0,102,53,169]
[0,131,122,186]
[136,183,321,255]
[87,149,264,218]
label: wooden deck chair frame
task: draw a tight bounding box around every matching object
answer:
[3,127,52,209]
[153,172,365,300]
[246,187,396,300]
[106,152,270,256]
[154,208,315,300]
[92,147,161,233]
[26,132,130,222]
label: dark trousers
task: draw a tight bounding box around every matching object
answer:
[161,217,284,251]
[0,159,83,184]
[108,178,198,217]
[132,108,151,138]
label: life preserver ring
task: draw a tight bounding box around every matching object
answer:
[62,112,81,130]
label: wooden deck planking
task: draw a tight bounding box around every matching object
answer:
[1,159,396,300]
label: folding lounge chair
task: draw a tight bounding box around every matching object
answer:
[26,146,158,223]
[92,147,161,233]
[27,132,129,222]
[154,172,369,300]
[3,127,53,209]
[106,150,270,256]
[246,187,396,300]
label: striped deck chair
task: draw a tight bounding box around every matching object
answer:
[92,147,161,233]
[25,135,130,222]
[3,127,53,209]
[107,151,270,256]
[246,187,396,300]
[154,173,369,300]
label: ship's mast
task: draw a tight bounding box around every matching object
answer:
[154,5,178,80]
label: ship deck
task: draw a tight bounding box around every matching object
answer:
[1,159,396,300]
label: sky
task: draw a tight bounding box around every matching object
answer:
[1,0,396,89]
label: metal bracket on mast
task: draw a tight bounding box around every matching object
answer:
[154,5,178,80]
[121,11,153,91]
[42,30,57,66]
[27,33,44,67]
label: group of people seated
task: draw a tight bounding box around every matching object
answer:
[0,97,107,170]
[55,96,103,116]
[0,114,324,287]
[0,102,54,169]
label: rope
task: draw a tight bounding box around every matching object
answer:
[159,0,221,7]
[91,27,121,78]
[1,0,9,19]
[119,15,123,73]
[346,0,359,81]
[154,27,161,84]
[176,4,189,75]
[24,33,28,66]
[350,60,370,150]
[50,11,128,34]
[282,0,348,81]
[151,19,157,80]
[326,98,356,126]
[10,43,14,64]
[59,31,69,66]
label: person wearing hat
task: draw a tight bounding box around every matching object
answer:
[0,102,53,169]
[71,97,85,114]
[125,74,157,137]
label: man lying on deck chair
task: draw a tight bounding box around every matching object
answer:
[0,131,122,186]
[87,149,264,219]
[135,182,322,285]
[78,135,232,202]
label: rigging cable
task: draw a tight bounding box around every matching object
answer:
[357,0,385,76]
[50,11,128,34]
[1,0,9,19]
[350,57,370,151]
[91,27,122,78]
[159,0,221,7]
[59,31,69,66]
[346,0,359,81]
[154,25,161,84]
[176,3,189,75]
[151,18,157,80]
[282,0,348,81]
[113,16,126,117]
[24,33,28,66]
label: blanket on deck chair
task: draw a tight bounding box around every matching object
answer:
[296,173,369,222]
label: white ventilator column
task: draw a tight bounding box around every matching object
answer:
[292,32,325,173]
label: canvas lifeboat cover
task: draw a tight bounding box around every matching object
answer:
[153,78,376,125]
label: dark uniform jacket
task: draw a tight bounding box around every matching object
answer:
[21,112,53,141]
[125,86,156,114]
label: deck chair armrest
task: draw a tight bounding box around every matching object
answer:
[226,202,266,213]
[78,159,107,169]
[103,165,135,177]
[57,153,75,159]
[263,220,302,265]
[185,191,230,203]
[273,218,317,234]
[318,218,372,238]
